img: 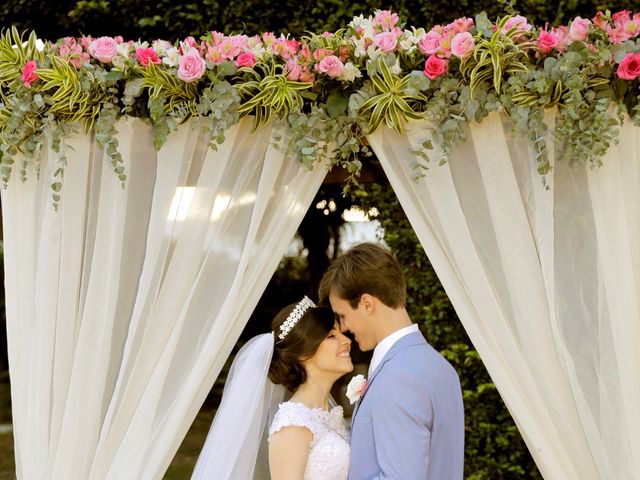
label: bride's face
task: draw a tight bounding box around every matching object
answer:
[304,323,354,378]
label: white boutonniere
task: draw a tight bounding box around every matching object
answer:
[346,374,368,405]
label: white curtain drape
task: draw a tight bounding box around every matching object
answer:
[368,113,640,480]
[1,116,327,479]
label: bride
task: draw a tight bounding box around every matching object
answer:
[191,296,354,479]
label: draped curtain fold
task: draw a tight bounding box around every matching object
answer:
[367,113,640,480]
[1,117,327,479]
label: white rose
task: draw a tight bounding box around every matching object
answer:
[346,374,368,405]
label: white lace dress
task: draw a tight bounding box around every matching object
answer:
[268,401,350,480]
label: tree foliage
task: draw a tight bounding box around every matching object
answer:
[1,0,637,41]
[352,182,543,479]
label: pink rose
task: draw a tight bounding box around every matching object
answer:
[373,31,397,52]
[235,51,256,68]
[617,52,640,80]
[418,30,443,56]
[177,50,206,82]
[89,36,118,63]
[569,17,591,42]
[135,47,161,67]
[450,32,474,59]
[316,55,344,78]
[536,30,560,55]
[21,60,38,87]
[423,55,447,80]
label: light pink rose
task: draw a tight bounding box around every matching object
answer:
[617,52,640,80]
[423,55,447,80]
[373,31,397,52]
[135,47,161,67]
[317,55,344,78]
[235,51,256,68]
[418,30,443,55]
[536,30,560,54]
[89,36,118,63]
[177,50,206,82]
[569,17,591,42]
[21,60,38,87]
[374,10,399,30]
[450,32,474,59]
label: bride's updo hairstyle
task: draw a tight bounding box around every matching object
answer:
[268,300,335,392]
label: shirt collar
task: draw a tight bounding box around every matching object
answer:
[368,324,419,377]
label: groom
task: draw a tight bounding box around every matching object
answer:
[319,242,464,479]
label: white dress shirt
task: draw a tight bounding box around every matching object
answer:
[368,324,419,376]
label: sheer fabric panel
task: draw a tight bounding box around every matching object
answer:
[368,113,640,479]
[1,117,327,479]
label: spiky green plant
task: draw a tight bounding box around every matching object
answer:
[359,59,427,133]
[36,56,105,132]
[139,63,199,119]
[460,16,535,99]
[236,59,313,131]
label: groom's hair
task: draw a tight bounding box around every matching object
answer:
[318,242,406,309]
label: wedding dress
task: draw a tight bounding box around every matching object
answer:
[269,401,350,480]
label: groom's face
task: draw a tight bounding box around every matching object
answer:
[329,292,376,351]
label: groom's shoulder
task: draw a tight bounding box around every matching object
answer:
[391,333,459,381]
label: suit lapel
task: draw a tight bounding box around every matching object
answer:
[351,331,425,422]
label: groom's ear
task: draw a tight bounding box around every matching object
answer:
[361,294,375,313]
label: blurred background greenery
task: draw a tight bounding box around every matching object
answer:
[1,0,637,41]
[1,0,635,478]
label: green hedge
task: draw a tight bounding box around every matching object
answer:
[352,182,542,479]
[1,0,637,41]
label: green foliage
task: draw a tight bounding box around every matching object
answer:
[352,182,543,479]
[460,15,534,98]
[359,58,426,133]
[237,60,314,130]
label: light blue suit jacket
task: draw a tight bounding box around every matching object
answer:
[349,331,464,479]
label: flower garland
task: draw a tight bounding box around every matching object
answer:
[1,9,639,203]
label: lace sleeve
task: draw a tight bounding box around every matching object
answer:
[268,402,324,443]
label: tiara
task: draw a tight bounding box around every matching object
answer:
[278,296,316,341]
